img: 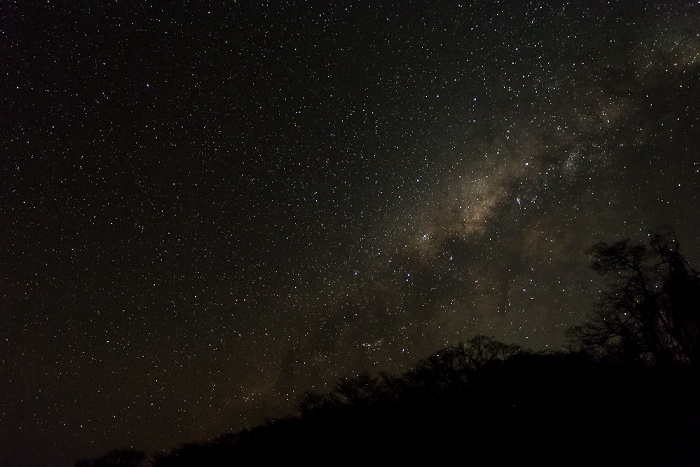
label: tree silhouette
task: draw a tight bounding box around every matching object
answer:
[78,228,700,466]
[463,334,522,370]
[568,230,700,368]
[334,371,382,406]
[296,390,341,417]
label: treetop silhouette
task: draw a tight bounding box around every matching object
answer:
[568,230,700,368]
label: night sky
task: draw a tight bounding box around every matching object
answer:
[2,1,699,465]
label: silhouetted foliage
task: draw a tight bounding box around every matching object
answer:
[84,339,700,466]
[334,370,383,405]
[568,230,700,368]
[82,234,700,466]
[403,335,522,399]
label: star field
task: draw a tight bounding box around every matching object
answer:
[1,1,699,465]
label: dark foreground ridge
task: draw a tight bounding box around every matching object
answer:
[77,232,700,466]
[77,346,700,466]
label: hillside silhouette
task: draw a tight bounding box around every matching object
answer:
[77,233,700,466]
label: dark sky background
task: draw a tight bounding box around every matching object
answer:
[1,1,699,465]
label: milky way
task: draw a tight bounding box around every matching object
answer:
[2,1,699,466]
